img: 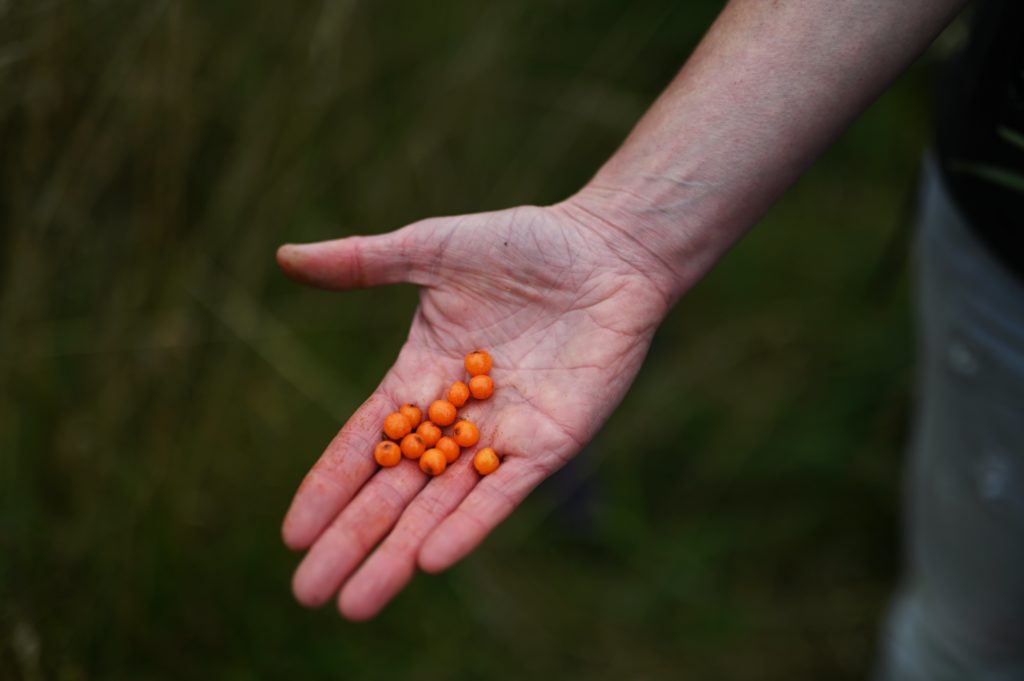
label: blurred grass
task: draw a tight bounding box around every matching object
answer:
[1,0,945,679]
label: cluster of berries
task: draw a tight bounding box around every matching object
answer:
[373,350,500,477]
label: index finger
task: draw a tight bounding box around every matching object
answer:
[282,343,459,551]
[281,391,393,550]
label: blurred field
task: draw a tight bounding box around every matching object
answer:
[2,1,946,679]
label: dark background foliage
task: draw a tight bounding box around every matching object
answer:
[1,1,954,678]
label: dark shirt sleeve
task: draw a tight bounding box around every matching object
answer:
[935,0,1024,283]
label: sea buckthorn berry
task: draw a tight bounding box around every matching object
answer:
[447,381,470,408]
[374,441,402,467]
[419,448,446,476]
[427,399,457,426]
[416,421,442,447]
[473,447,500,475]
[383,412,412,440]
[399,404,422,429]
[468,374,494,400]
[464,350,492,377]
[400,433,427,459]
[436,436,460,463]
[452,420,479,448]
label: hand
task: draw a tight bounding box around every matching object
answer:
[278,201,672,620]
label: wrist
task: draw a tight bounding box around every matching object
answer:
[554,178,729,305]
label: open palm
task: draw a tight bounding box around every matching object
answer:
[278,202,672,620]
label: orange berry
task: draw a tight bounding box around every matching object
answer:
[374,441,402,467]
[447,381,470,408]
[452,420,479,448]
[399,403,422,429]
[416,420,442,447]
[419,448,446,476]
[400,433,427,459]
[468,374,494,400]
[427,399,457,426]
[436,436,460,463]
[383,411,412,440]
[464,350,493,377]
[473,447,500,475]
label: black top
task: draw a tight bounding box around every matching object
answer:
[935,0,1024,282]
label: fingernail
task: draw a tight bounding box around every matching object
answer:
[276,244,307,271]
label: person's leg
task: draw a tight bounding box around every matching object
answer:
[875,155,1024,680]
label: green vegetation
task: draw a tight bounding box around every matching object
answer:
[1,1,942,678]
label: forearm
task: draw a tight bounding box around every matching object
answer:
[565,0,967,301]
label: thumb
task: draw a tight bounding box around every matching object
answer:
[276,225,436,291]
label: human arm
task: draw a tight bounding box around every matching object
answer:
[570,0,967,300]
[277,0,967,620]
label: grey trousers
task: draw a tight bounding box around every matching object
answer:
[875,157,1024,680]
